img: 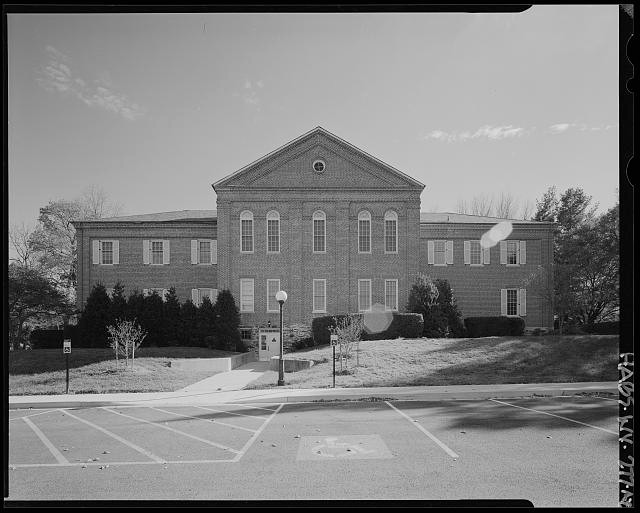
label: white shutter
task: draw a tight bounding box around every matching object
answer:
[191,240,198,264]
[500,241,507,264]
[464,241,470,265]
[113,240,120,265]
[143,240,150,264]
[427,241,435,264]
[92,240,100,264]
[163,240,170,264]
[211,288,218,304]
[192,288,199,305]
[519,240,527,265]
[445,241,454,265]
[162,289,169,301]
[211,240,217,264]
[519,289,527,316]
[483,246,490,264]
[500,289,507,316]
[143,288,149,297]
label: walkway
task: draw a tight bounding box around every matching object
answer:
[176,361,270,393]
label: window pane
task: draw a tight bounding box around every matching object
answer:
[267,279,280,312]
[199,241,211,263]
[152,241,163,264]
[359,281,371,311]
[470,241,482,264]
[267,219,279,252]
[313,280,326,312]
[507,241,518,264]
[241,219,253,252]
[359,220,370,252]
[385,220,397,252]
[101,241,113,264]
[240,279,254,312]
[385,280,397,310]
[313,219,325,252]
[507,289,518,315]
[434,240,446,265]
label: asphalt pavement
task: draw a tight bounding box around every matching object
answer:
[6,395,618,506]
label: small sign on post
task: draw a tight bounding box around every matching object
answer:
[63,339,71,394]
[330,334,338,346]
[63,340,71,354]
[330,335,338,388]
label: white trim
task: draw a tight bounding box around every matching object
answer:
[312,210,326,253]
[266,210,280,254]
[384,210,398,254]
[518,288,527,316]
[197,239,213,265]
[143,240,150,265]
[519,240,527,265]
[191,240,199,264]
[240,278,255,312]
[240,210,254,254]
[358,279,372,312]
[312,279,327,313]
[98,240,117,265]
[358,211,372,254]
[149,239,165,266]
[92,240,100,264]
[266,279,280,312]
[385,279,398,311]
[162,240,170,265]
[505,288,519,317]
[211,239,217,264]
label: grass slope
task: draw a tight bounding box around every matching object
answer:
[246,335,619,389]
[9,347,239,395]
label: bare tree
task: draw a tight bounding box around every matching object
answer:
[495,192,516,219]
[471,194,494,216]
[519,199,534,220]
[79,185,123,220]
[9,223,41,269]
[455,199,469,214]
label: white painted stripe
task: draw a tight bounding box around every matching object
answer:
[489,399,618,435]
[22,417,70,465]
[192,405,265,421]
[10,459,237,468]
[102,407,241,454]
[9,410,56,421]
[385,401,459,459]
[151,407,257,433]
[232,403,285,462]
[223,403,282,412]
[60,409,164,463]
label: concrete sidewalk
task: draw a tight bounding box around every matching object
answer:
[9,381,617,410]
[176,361,270,393]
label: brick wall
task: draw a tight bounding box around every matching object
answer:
[75,221,217,308]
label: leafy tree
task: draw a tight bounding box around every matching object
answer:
[213,289,243,351]
[179,299,199,346]
[77,283,112,347]
[110,282,127,321]
[196,296,216,347]
[107,319,147,369]
[8,263,72,350]
[140,292,165,346]
[433,279,465,337]
[407,274,441,337]
[162,287,181,345]
[125,290,146,323]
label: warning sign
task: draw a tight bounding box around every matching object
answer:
[63,339,71,354]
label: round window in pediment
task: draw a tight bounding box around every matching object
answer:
[312,159,326,173]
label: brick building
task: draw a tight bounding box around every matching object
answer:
[73,127,554,349]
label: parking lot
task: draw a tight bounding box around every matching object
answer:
[7,395,618,506]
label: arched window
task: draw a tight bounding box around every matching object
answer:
[240,210,254,253]
[312,210,326,253]
[358,211,371,253]
[384,210,398,253]
[266,210,280,253]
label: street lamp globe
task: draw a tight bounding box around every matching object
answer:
[275,290,288,304]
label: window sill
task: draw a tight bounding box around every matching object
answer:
[469,264,484,267]
[506,264,520,267]
[384,251,399,255]
[312,310,327,314]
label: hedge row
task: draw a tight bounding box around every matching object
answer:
[463,316,525,338]
[311,313,424,345]
[30,327,79,350]
[584,321,619,335]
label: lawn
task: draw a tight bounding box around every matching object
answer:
[9,347,240,395]
[246,335,619,389]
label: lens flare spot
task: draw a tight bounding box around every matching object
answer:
[481,220,513,248]
[363,303,394,334]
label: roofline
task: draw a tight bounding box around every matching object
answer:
[212,126,425,191]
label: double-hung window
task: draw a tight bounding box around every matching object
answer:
[267,211,280,253]
[384,211,398,253]
[358,211,371,253]
[500,240,526,265]
[240,211,254,253]
[313,279,326,313]
[151,241,164,265]
[240,278,254,312]
[428,240,453,265]
[507,241,518,265]
[92,239,119,265]
[266,279,280,312]
[101,241,113,264]
[199,241,211,264]
[385,279,398,311]
[313,211,326,253]
[501,288,527,317]
[358,279,372,312]
[434,240,446,265]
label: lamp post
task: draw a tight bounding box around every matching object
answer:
[275,290,288,386]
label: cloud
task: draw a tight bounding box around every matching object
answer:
[36,46,144,121]
[547,123,617,134]
[423,124,528,142]
[235,79,263,110]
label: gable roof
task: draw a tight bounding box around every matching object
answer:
[213,126,425,190]
[73,210,217,225]
[420,212,553,225]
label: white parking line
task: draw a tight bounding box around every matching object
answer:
[489,399,618,434]
[223,403,281,412]
[101,407,241,454]
[232,403,284,462]
[9,410,56,422]
[10,458,238,469]
[22,417,70,465]
[192,405,266,421]
[150,407,257,433]
[60,409,164,463]
[385,401,459,459]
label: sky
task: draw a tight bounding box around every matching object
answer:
[8,6,620,239]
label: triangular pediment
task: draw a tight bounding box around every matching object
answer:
[213,127,424,191]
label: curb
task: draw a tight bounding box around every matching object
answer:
[9,383,618,409]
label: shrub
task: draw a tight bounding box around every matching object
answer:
[30,329,64,349]
[162,287,181,345]
[212,289,244,352]
[179,299,199,346]
[464,316,525,337]
[290,337,315,351]
[312,315,350,345]
[107,318,147,369]
[196,296,216,347]
[584,321,619,335]
[407,274,464,338]
[139,292,165,346]
[77,283,112,348]
[313,313,424,344]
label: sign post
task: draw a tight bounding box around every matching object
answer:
[63,339,71,394]
[330,334,338,388]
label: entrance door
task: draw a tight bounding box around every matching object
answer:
[258,329,280,361]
